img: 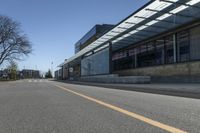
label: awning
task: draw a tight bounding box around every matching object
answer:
[61,0,200,66]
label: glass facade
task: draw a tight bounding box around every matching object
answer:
[165,36,174,64]
[75,27,97,53]
[177,31,190,62]
[190,26,200,60]
[112,24,200,71]
[75,24,114,54]
[81,48,109,76]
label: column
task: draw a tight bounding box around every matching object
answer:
[109,42,113,74]
[135,48,137,68]
[173,34,177,63]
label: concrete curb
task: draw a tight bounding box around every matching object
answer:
[55,80,200,99]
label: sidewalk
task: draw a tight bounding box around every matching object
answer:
[58,80,200,99]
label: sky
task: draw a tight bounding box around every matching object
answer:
[0,0,148,73]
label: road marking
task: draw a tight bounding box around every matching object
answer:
[55,85,187,133]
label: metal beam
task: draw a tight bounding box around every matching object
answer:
[113,42,130,48]
[123,36,142,41]
[113,39,133,44]
[105,34,115,37]
[117,27,129,30]
[130,35,146,40]
[111,31,136,36]
[101,37,111,40]
[160,0,200,10]
[146,8,198,18]
[96,40,105,43]
[118,26,160,34]
[125,21,168,30]
[118,31,151,39]
[111,31,148,37]
[135,28,160,34]
[112,34,145,43]
[134,16,180,24]
[132,33,150,37]
[118,38,134,42]
[115,37,142,44]
[111,31,123,34]
[92,42,101,45]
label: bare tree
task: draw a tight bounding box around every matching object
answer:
[0,15,32,66]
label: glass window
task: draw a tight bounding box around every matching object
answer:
[137,44,152,67]
[165,36,174,64]
[112,50,133,71]
[129,49,135,56]
[147,42,156,66]
[112,50,128,61]
[137,39,164,67]
[177,31,190,62]
[190,25,200,60]
[155,38,165,65]
[112,27,199,71]
[129,48,136,68]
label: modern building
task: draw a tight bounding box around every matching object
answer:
[21,69,40,79]
[56,59,68,80]
[55,69,62,80]
[57,0,200,83]
[75,24,115,54]
[58,24,114,80]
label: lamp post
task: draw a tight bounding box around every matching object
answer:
[51,62,53,78]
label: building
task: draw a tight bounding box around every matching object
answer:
[57,24,114,80]
[56,59,69,80]
[21,69,40,79]
[54,67,65,80]
[60,60,68,80]
[57,0,200,83]
[75,24,115,53]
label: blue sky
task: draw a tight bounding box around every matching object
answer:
[0,0,148,73]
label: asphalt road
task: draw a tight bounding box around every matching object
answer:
[0,79,199,133]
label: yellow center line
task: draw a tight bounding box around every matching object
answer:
[55,85,187,133]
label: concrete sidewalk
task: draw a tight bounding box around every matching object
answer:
[114,83,200,93]
[57,80,200,99]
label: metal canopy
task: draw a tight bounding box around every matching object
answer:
[61,0,200,66]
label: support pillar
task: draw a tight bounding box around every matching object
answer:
[135,48,137,68]
[67,64,70,80]
[173,34,177,63]
[109,42,113,74]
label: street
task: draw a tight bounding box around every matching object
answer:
[0,80,199,133]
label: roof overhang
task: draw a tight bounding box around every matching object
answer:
[62,0,200,66]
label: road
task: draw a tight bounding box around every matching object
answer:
[0,79,199,133]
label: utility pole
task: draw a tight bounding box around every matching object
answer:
[51,62,53,78]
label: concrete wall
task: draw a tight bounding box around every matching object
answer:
[81,48,109,76]
[79,75,151,84]
[114,61,200,76]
